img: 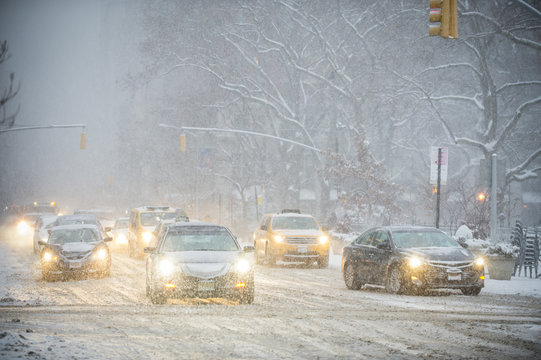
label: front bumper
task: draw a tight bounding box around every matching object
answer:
[272,243,329,261]
[153,272,254,299]
[42,258,110,275]
[408,261,484,289]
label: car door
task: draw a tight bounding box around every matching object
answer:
[368,230,393,285]
[349,230,377,283]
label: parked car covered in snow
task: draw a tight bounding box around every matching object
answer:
[145,222,255,304]
[39,224,112,281]
[342,226,485,295]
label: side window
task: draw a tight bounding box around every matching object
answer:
[373,231,389,247]
[129,212,137,230]
[356,231,375,246]
[264,216,271,229]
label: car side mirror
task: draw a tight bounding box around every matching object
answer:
[260,225,267,231]
[144,247,156,254]
[458,240,468,249]
[104,237,113,242]
[38,240,47,246]
[105,227,112,232]
[47,229,52,235]
[377,242,391,250]
[243,245,255,252]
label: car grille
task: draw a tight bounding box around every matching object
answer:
[286,237,318,245]
[63,251,91,260]
[423,260,477,285]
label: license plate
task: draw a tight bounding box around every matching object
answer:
[297,246,308,253]
[448,273,461,281]
[198,281,215,292]
[70,262,82,269]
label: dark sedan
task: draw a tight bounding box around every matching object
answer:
[342,226,485,295]
[145,222,255,304]
[39,224,112,281]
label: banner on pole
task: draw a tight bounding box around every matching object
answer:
[430,147,448,185]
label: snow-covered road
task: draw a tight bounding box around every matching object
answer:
[1,226,540,359]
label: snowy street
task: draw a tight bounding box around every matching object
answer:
[1,227,540,359]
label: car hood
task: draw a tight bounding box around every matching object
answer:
[165,251,240,279]
[401,247,474,262]
[55,242,98,253]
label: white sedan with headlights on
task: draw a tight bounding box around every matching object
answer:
[145,222,255,304]
[39,224,112,281]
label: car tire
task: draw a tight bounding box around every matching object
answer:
[385,265,406,294]
[461,287,482,296]
[150,285,167,305]
[239,286,255,304]
[42,270,52,282]
[100,268,110,278]
[343,262,363,290]
[317,256,329,268]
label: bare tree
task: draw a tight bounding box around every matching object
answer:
[0,41,20,128]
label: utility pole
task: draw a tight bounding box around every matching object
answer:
[435,148,442,229]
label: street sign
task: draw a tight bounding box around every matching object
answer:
[430,146,448,185]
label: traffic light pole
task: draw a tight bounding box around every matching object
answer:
[435,148,442,229]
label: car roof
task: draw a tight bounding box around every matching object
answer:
[58,214,99,220]
[133,206,175,212]
[270,213,315,218]
[50,224,100,231]
[375,226,445,233]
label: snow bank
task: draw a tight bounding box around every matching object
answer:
[483,277,541,298]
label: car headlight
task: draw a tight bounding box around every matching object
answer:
[142,231,153,244]
[233,259,251,274]
[93,248,108,260]
[43,251,57,262]
[116,234,127,244]
[408,256,423,268]
[474,257,485,267]
[17,221,30,234]
[319,235,329,244]
[274,235,283,243]
[158,258,175,277]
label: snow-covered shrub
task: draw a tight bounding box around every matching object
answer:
[482,242,520,258]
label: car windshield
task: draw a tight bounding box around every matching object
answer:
[162,227,238,252]
[141,212,176,226]
[392,230,460,248]
[115,219,129,229]
[49,228,99,244]
[271,216,319,230]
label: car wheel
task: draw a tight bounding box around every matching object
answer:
[42,270,52,282]
[239,286,255,304]
[385,266,406,294]
[150,285,167,305]
[343,262,363,290]
[317,256,329,268]
[101,268,110,278]
[461,287,482,296]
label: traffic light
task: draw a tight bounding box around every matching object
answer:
[477,192,486,202]
[179,134,186,152]
[80,132,86,150]
[429,0,457,39]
